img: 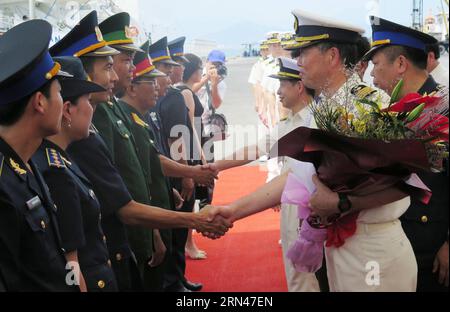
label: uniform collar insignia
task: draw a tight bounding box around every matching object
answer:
[46,148,67,169]
[9,158,27,176]
[131,112,150,129]
[60,156,72,167]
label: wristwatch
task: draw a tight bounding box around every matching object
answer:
[337,193,352,214]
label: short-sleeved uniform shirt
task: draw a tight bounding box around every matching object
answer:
[34,140,118,292]
[0,138,76,292]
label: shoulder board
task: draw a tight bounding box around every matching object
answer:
[351,84,377,99]
[0,152,4,177]
[131,112,150,129]
[437,84,447,92]
[263,58,273,65]
[46,148,66,169]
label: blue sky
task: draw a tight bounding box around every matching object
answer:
[140,0,447,41]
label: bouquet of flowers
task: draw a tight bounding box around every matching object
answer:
[271,79,449,273]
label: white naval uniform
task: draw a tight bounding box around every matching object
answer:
[261,57,282,182]
[259,108,321,292]
[248,57,266,86]
[319,74,418,292]
[261,56,279,129]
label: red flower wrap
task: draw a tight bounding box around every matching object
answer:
[270,127,432,248]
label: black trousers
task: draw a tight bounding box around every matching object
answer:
[163,194,196,289]
[111,253,143,292]
[416,255,449,292]
[141,228,172,292]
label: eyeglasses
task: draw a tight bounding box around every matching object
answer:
[134,80,156,86]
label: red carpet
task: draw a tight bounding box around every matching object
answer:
[186,166,288,292]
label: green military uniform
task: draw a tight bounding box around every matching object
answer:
[93,98,154,266]
[95,12,154,279]
[119,101,174,290]
[117,40,173,291]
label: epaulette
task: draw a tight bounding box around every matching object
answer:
[264,57,275,66]
[0,152,4,177]
[46,148,66,169]
[351,84,377,99]
[131,112,150,129]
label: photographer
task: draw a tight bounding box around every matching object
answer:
[193,50,228,153]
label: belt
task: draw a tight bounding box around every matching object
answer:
[355,220,400,235]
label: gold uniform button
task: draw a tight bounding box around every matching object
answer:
[40,220,46,230]
[116,253,122,261]
[103,236,107,243]
[124,134,129,139]
[421,216,429,223]
[97,280,105,289]
[107,260,112,267]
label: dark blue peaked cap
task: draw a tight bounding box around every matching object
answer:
[0,20,70,108]
[364,16,438,60]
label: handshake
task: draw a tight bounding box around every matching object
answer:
[192,205,234,240]
[191,163,220,187]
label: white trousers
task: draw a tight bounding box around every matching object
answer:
[281,203,320,292]
[325,219,417,292]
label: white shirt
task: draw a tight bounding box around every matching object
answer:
[261,56,279,92]
[317,73,391,114]
[248,57,266,85]
[317,74,407,223]
[259,106,317,172]
[259,106,315,154]
[197,80,227,123]
[431,62,449,88]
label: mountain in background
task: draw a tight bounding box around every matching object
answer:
[197,21,283,56]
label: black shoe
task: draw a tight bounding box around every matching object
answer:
[164,282,192,293]
[183,280,203,292]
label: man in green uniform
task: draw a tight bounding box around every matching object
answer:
[94,13,221,291]
[119,40,173,291]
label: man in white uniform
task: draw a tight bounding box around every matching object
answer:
[285,10,418,292]
[249,41,270,119]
